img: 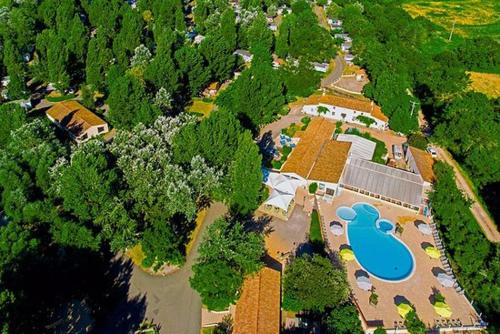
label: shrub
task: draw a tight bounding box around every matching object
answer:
[356,115,376,127]
[324,303,363,334]
[369,291,379,305]
[309,210,322,243]
[404,311,426,334]
[407,133,428,150]
[309,182,318,194]
[318,106,329,114]
[374,328,387,334]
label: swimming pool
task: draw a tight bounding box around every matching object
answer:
[337,203,415,282]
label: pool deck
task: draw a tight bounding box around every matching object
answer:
[318,190,482,331]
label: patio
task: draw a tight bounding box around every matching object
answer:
[317,191,482,331]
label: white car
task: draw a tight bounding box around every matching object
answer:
[427,146,437,158]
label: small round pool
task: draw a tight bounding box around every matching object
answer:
[377,219,395,234]
[337,203,415,282]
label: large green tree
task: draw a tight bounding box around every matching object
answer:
[190,217,264,311]
[106,73,161,129]
[283,254,349,312]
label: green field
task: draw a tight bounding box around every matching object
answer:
[403,0,500,38]
[402,0,500,54]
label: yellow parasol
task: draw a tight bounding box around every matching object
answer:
[425,246,440,259]
[339,248,355,261]
[433,302,452,318]
[397,303,413,318]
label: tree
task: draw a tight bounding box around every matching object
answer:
[433,92,499,187]
[283,254,349,312]
[85,30,113,91]
[0,104,27,149]
[229,132,263,215]
[245,13,274,53]
[217,59,285,130]
[404,311,426,334]
[325,303,363,334]
[35,29,70,90]
[276,0,334,61]
[2,40,28,99]
[175,46,210,96]
[130,44,152,69]
[110,116,221,266]
[190,217,264,310]
[281,59,321,98]
[50,140,117,222]
[106,73,161,129]
[0,119,65,223]
[112,7,143,69]
[199,9,237,81]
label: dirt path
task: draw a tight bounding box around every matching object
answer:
[99,203,228,334]
[436,147,499,243]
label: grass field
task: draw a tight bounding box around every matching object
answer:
[309,210,323,243]
[403,0,500,40]
[187,98,215,118]
[468,72,500,98]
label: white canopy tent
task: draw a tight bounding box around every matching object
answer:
[265,173,306,194]
[264,189,295,212]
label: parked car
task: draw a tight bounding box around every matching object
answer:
[427,146,438,158]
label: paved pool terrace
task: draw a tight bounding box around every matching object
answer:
[317,191,482,332]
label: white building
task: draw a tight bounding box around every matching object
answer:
[301,95,388,130]
[311,62,329,73]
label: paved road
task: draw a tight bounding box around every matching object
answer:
[100,203,228,334]
[321,55,344,88]
[436,147,499,243]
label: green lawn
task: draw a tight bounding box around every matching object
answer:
[309,210,323,243]
[46,93,76,103]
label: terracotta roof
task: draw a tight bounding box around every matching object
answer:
[46,101,107,138]
[409,146,435,183]
[234,267,281,334]
[303,94,388,122]
[282,118,351,183]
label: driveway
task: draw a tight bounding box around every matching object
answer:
[321,55,344,88]
[98,202,228,334]
[435,147,499,243]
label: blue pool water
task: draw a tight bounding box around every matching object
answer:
[337,203,415,281]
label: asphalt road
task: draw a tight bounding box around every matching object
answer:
[436,147,499,243]
[99,202,228,334]
[321,55,344,88]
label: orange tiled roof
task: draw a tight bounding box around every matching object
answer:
[303,94,388,122]
[308,141,352,183]
[46,101,106,138]
[409,146,435,183]
[234,267,281,334]
[281,118,351,183]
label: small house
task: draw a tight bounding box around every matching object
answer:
[341,42,351,52]
[233,49,253,63]
[344,53,355,65]
[311,62,329,73]
[46,101,109,143]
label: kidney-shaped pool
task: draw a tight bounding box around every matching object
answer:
[336,203,415,282]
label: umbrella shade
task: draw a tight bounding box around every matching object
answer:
[339,248,355,261]
[397,303,413,318]
[437,273,455,288]
[356,276,372,291]
[418,223,432,235]
[433,302,452,318]
[330,223,344,236]
[425,246,441,259]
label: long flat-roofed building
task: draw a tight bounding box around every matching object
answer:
[340,158,424,211]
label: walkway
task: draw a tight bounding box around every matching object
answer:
[321,55,344,88]
[435,147,499,243]
[99,203,228,334]
[259,103,304,139]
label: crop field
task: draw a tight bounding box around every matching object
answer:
[468,72,500,98]
[402,0,500,40]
